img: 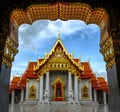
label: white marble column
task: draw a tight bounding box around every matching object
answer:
[79,81,82,100]
[45,72,50,101]
[25,82,29,100]
[93,89,97,102]
[39,75,43,101]
[36,82,39,100]
[20,89,24,102]
[88,80,92,100]
[68,72,72,97]
[68,71,73,103]
[11,90,15,104]
[74,76,78,103]
[103,90,107,104]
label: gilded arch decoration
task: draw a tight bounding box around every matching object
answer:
[81,85,89,99]
[29,84,37,99]
[52,77,65,101]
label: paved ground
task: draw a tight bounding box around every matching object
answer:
[9,103,109,112]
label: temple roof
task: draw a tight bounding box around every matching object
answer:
[80,62,108,91]
[18,75,27,88]
[24,61,38,79]
[97,77,108,91]
[10,76,21,84]
[35,36,84,73]
[9,76,22,93]
[9,35,108,94]
[80,62,94,79]
[91,75,100,89]
[92,76,108,91]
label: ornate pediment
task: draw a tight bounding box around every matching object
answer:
[49,46,70,63]
[35,35,84,75]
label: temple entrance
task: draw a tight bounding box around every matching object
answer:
[52,77,65,101]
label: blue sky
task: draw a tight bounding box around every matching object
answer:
[11,19,107,80]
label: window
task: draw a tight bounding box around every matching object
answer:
[81,86,89,99]
[29,85,36,99]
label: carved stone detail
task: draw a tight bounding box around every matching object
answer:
[2,35,18,67]
[100,36,115,69]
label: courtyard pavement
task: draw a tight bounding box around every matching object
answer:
[9,103,109,112]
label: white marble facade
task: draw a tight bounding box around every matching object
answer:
[22,71,94,105]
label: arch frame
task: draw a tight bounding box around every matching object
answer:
[52,77,65,101]
[0,1,120,112]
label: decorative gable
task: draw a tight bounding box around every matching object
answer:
[35,34,84,76]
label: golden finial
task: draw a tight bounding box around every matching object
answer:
[28,58,30,62]
[44,50,46,57]
[71,50,74,58]
[38,55,40,59]
[58,30,60,40]
[88,57,91,62]
[79,54,82,61]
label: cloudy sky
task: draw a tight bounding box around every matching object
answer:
[11,19,107,80]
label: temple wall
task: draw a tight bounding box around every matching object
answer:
[79,79,91,100]
[26,79,39,100]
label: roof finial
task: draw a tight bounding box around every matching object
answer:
[88,57,90,62]
[37,55,40,59]
[79,54,82,61]
[71,50,74,58]
[28,58,30,62]
[58,30,60,40]
[44,50,46,57]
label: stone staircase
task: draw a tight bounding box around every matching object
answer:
[50,101,67,106]
[80,100,98,105]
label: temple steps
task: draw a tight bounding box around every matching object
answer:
[51,101,67,106]
[80,101,98,105]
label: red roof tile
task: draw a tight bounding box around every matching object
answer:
[96,77,108,91]
[9,76,22,92]
[80,62,94,79]
[24,62,38,79]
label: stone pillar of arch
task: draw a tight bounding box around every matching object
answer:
[100,10,120,111]
[0,33,18,112]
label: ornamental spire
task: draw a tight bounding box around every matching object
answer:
[71,50,74,58]
[58,30,60,40]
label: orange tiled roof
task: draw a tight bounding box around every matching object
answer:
[24,62,38,79]
[96,77,108,91]
[26,62,37,70]
[9,76,22,93]
[18,75,26,88]
[10,76,21,84]
[80,62,94,79]
[91,75,100,89]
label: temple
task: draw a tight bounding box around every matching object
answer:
[9,34,108,105]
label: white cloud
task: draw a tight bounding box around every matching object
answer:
[18,19,94,50]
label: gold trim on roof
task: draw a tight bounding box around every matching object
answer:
[35,34,84,75]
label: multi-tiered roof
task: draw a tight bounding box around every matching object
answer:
[10,36,108,93]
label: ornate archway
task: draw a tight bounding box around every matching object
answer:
[0,1,119,112]
[52,77,65,101]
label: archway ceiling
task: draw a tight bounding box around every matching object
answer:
[0,0,119,36]
[10,2,108,38]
